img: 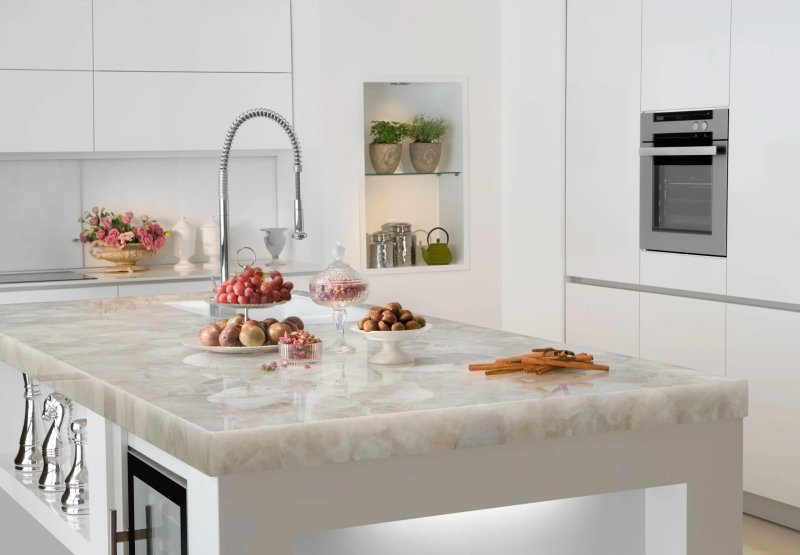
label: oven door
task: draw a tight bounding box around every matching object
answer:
[640,143,728,256]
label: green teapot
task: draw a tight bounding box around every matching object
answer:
[421,227,453,265]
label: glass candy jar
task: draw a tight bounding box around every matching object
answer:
[309,242,368,353]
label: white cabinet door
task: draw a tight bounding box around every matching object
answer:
[0,0,92,70]
[566,283,639,357]
[566,0,641,284]
[94,0,291,72]
[728,304,800,508]
[641,0,731,111]
[727,0,800,305]
[0,71,93,152]
[639,292,725,375]
[94,72,293,151]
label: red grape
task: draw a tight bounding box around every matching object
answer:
[244,287,254,298]
[233,283,244,296]
[216,293,226,303]
[259,282,272,294]
[270,270,280,278]
[253,266,263,274]
[242,267,254,278]
[225,284,233,294]
[260,294,270,304]
[284,281,294,291]
[237,295,247,304]
[250,276,260,287]
[271,290,282,302]
[272,275,284,288]
[226,293,237,304]
[280,288,291,301]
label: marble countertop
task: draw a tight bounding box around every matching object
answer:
[0,294,747,476]
[0,261,322,292]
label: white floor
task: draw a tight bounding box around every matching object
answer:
[743,514,800,554]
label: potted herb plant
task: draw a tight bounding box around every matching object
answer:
[408,114,449,173]
[369,120,409,174]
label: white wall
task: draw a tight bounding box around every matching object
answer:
[0,155,310,272]
[501,0,566,341]
[292,0,504,327]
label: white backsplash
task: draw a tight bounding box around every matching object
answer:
[0,160,84,272]
[0,154,301,273]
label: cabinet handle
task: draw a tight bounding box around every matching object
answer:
[639,146,724,156]
[109,508,152,555]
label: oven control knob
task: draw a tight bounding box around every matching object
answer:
[692,121,699,131]
[701,121,708,131]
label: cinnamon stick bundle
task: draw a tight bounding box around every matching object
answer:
[469,348,608,376]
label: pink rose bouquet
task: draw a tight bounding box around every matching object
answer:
[78,208,171,252]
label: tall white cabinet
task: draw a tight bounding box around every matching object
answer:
[640,0,731,111]
[565,0,641,284]
[727,0,800,305]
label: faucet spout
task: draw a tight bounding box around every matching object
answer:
[218,108,307,280]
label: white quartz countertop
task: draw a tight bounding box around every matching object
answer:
[0,293,747,477]
[0,261,322,291]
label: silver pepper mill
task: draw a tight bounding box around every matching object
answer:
[61,419,89,515]
[39,393,70,493]
[14,373,43,472]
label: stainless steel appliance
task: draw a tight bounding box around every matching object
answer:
[640,109,728,256]
[127,450,187,554]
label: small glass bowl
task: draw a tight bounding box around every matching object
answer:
[279,341,323,365]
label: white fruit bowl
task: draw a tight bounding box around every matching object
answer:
[350,324,432,364]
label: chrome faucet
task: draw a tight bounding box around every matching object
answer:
[218,108,307,280]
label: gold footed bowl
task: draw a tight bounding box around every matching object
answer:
[89,241,154,273]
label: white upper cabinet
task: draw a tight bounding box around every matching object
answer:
[0,0,92,70]
[727,0,800,305]
[94,72,293,151]
[641,0,731,111]
[93,0,291,72]
[0,71,93,152]
[566,0,641,284]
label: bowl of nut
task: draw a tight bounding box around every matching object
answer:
[351,302,430,364]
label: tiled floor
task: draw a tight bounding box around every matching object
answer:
[743,514,800,554]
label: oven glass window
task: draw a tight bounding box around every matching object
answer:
[653,155,712,234]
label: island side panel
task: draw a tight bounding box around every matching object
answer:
[216,418,742,555]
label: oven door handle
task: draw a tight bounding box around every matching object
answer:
[639,146,725,156]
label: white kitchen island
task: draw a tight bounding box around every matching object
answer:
[0,293,746,554]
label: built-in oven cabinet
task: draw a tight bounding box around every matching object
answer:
[641,0,731,111]
[565,0,641,284]
[727,0,800,305]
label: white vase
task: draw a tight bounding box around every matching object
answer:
[201,216,221,272]
[171,217,197,272]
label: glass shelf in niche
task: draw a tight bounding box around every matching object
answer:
[365,171,461,177]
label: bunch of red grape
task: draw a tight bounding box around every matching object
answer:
[213,266,294,305]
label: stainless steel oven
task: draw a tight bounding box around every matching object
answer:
[640,109,728,256]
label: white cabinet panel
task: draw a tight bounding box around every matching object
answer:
[94,0,291,72]
[728,304,800,507]
[641,0,731,111]
[640,251,726,295]
[566,283,639,357]
[0,0,92,70]
[727,0,800,305]
[566,0,641,284]
[94,72,293,151]
[640,292,725,375]
[0,71,93,152]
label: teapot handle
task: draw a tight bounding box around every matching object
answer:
[426,227,449,246]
